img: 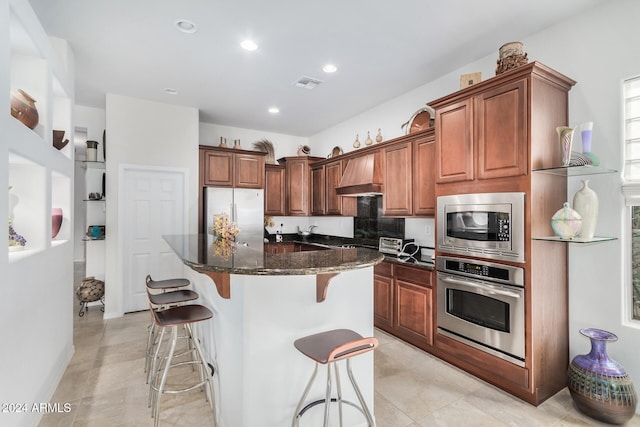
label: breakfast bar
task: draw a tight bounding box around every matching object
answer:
[163,234,384,427]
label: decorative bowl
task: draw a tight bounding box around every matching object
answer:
[551,202,582,239]
[52,208,63,238]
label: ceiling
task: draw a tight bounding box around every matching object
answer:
[28,0,605,137]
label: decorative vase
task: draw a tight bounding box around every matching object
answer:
[551,202,582,239]
[52,208,63,239]
[365,131,373,145]
[556,126,576,167]
[233,139,241,149]
[568,328,638,425]
[573,180,599,239]
[86,140,99,161]
[10,89,39,129]
[353,134,360,149]
[578,121,600,166]
[219,137,227,148]
[375,128,383,143]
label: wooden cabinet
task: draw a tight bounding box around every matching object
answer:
[383,142,413,216]
[281,156,323,216]
[310,165,325,215]
[200,146,265,188]
[433,77,527,184]
[412,131,436,216]
[310,159,357,216]
[265,164,285,216]
[429,62,578,406]
[374,262,394,330]
[374,261,433,348]
[264,242,296,254]
[394,264,433,346]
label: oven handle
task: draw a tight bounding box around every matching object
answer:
[439,275,522,298]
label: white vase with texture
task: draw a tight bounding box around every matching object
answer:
[573,179,599,239]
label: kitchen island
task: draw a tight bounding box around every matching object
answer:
[163,234,384,427]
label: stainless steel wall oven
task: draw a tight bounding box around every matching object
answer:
[436,256,525,367]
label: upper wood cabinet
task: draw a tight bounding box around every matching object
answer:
[265,164,285,216]
[311,159,357,216]
[413,132,436,216]
[433,76,527,184]
[310,165,325,215]
[200,146,265,188]
[281,156,323,216]
[383,141,413,216]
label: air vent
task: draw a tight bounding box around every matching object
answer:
[293,76,323,90]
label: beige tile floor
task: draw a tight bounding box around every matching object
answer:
[40,264,640,426]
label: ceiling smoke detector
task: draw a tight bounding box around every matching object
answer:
[294,76,323,90]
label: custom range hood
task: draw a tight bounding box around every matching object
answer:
[335,152,383,196]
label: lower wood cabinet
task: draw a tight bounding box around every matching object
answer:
[374,261,433,348]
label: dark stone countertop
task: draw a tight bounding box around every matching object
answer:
[163,234,384,276]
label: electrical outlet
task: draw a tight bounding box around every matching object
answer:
[425,225,432,236]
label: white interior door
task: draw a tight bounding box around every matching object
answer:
[121,166,187,313]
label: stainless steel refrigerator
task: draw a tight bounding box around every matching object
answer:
[204,187,264,250]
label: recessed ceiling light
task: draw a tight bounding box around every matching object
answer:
[268,107,280,114]
[322,64,337,73]
[164,88,178,95]
[175,19,197,34]
[241,39,258,51]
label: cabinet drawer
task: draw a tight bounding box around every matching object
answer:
[374,261,393,277]
[394,264,431,287]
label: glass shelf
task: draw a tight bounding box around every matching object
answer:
[83,198,106,202]
[83,237,105,241]
[532,236,617,243]
[532,165,617,176]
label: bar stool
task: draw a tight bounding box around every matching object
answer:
[146,274,191,292]
[148,304,216,427]
[145,288,200,380]
[144,274,198,379]
[292,329,378,427]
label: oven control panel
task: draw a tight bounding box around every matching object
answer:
[436,256,524,287]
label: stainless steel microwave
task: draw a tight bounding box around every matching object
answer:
[437,192,525,263]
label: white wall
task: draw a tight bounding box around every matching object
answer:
[200,122,308,159]
[103,94,199,318]
[308,0,640,411]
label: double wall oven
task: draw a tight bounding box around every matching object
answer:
[436,192,526,366]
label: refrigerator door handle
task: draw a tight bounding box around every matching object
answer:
[232,203,237,223]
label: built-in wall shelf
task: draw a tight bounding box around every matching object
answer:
[532,165,617,176]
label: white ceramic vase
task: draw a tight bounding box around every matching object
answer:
[573,179,599,239]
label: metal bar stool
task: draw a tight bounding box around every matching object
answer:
[148,304,216,427]
[144,274,197,379]
[145,289,200,381]
[292,329,378,427]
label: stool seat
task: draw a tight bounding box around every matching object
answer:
[294,329,376,364]
[153,304,213,327]
[146,274,190,291]
[292,329,378,427]
[147,289,199,306]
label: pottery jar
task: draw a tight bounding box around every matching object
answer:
[10,89,39,129]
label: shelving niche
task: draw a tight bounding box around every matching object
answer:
[533,165,618,243]
[2,0,75,422]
